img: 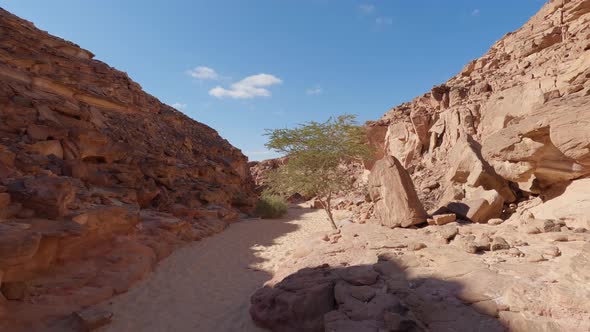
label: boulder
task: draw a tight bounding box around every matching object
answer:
[448,188,504,224]
[432,213,457,226]
[250,266,336,332]
[74,308,113,331]
[368,156,427,228]
[250,264,422,332]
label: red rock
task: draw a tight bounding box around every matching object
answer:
[0,193,10,209]
[250,266,336,332]
[29,140,64,159]
[0,281,28,300]
[57,206,139,261]
[6,176,76,219]
[0,223,41,267]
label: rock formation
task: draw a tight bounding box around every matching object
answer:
[250,0,590,331]
[363,0,590,225]
[251,208,590,331]
[368,156,427,228]
[0,8,255,330]
[249,157,288,193]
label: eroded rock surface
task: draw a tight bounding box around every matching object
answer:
[250,1,590,330]
[368,156,427,228]
[361,0,590,222]
[0,8,255,330]
[251,211,590,331]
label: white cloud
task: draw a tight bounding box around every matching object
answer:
[187,66,219,80]
[209,74,282,99]
[472,9,480,16]
[375,16,393,25]
[359,4,375,15]
[306,87,323,95]
[171,102,187,110]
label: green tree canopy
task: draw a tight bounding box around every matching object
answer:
[264,114,372,229]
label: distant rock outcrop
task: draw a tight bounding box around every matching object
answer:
[0,8,255,329]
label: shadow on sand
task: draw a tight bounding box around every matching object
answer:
[250,254,509,332]
[38,207,320,332]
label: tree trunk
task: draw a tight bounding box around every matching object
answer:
[318,193,337,230]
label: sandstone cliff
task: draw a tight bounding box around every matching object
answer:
[0,8,255,329]
[366,0,590,226]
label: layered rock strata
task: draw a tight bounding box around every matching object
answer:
[0,8,255,330]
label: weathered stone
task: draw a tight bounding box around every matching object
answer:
[438,224,459,242]
[368,156,428,228]
[432,213,456,225]
[6,176,76,219]
[250,266,336,332]
[0,281,28,300]
[0,224,41,267]
[74,308,113,331]
[446,136,515,203]
[542,246,561,258]
[29,140,64,159]
[488,218,504,226]
[448,188,504,224]
[410,242,427,251]
[491,237,510,251]
[0,193,10,209]
[336,266,379,286]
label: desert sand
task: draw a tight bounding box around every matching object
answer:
[96,207,335,332]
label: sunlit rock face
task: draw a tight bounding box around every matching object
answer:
[0,7,256,327]
[360,0,590,222]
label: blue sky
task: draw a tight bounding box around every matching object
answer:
[2,0,545,160]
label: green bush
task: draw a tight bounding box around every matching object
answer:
[255,195,288,219]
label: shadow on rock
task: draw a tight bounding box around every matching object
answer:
[2,208,316,332]
[250,254,507,332]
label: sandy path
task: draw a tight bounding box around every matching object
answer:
[97,207,334,332]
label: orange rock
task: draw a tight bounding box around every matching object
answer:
[29,140,64,159]
[6,176,76,219]
[0,193,10,209]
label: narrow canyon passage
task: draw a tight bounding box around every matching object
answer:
[95,208,333,332]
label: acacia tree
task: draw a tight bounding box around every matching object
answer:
[264,114,372,229]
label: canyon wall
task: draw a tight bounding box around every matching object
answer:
[0,8,255,329]
[366,0,590,226]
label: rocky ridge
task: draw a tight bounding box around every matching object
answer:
[0,8,255,330]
